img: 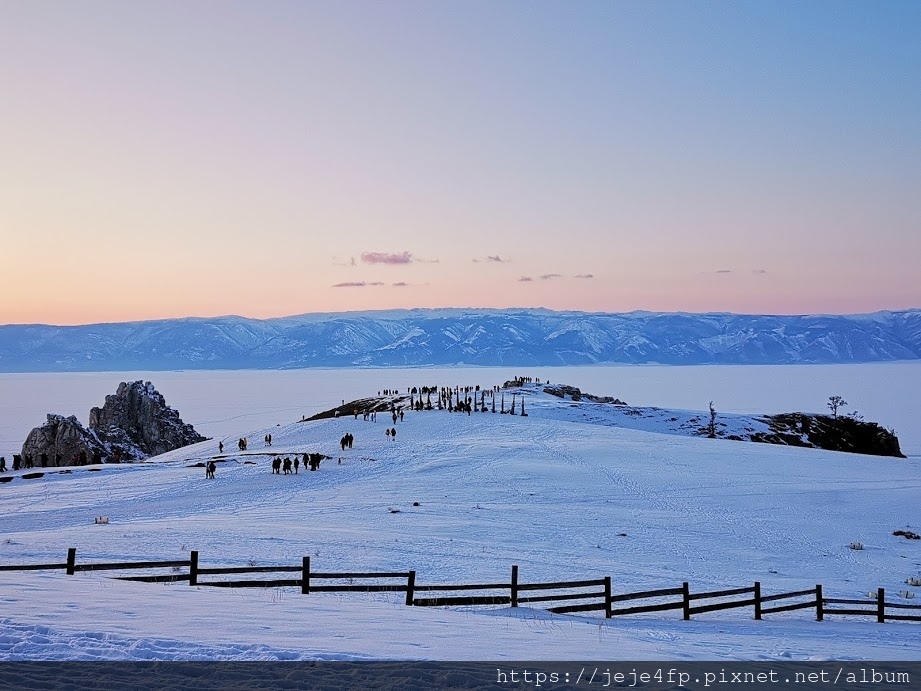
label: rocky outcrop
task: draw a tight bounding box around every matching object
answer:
[541,384,627,405]
[89,381,206,457]
[20,415,106,467]
[749,413,905,458]
[20,381,206,465]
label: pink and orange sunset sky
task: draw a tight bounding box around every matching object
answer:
[1,1,919,326]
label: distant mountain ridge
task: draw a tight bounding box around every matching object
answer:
[1,308,919,371]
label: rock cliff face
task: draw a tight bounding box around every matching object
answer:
[20,415,106,467]
[750,413,905,458]
[20,381,206,465]
[88,381,206,457]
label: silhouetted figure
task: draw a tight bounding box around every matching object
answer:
[385,428,391,441]
[219,441,224,453]
[206,461,216,479]
[283,458,292,475]
[390,427,397,440]
[272,457,282,474]
[0,457,5,472]
[13,455,21,471]
[294,457,299,473]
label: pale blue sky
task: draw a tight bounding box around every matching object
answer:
[1,1,918,324]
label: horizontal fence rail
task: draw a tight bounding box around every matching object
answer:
[2,549,919,625]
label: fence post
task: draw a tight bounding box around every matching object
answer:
[301,556,310,595]
[816,584,823,622]
[754,581,762,621]
[66,548,76,576]
[189,550,198,586]
[405,570,416,606]
[604,576,612,618]
[878,588,885,624]
[511,565,518,608]
[682,582,691,620]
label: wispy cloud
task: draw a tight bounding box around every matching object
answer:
[332,281,385,288]
[573,274,594,279]
[361,251,413,265]
[518,276,533,282]
[752,269,768,275]
[714,269,734,274]
[473,255,509,264]
[332,256,357,267]
[540,273,563,280]
[392,282,408,287]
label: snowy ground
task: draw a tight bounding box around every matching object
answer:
[1,385,919,660]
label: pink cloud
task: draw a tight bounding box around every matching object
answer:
[332,281,385,288]
[361,251,413,265]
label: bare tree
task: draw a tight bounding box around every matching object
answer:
[827,395,847,419]
[707,401,717,438]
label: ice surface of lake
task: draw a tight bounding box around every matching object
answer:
[1,363,918,459]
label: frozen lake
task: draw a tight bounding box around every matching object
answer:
[1,363,918,460]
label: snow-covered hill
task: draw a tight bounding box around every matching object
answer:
[2,384,919,660]
[1,308,920,371]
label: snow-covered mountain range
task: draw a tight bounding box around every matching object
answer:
[1,307,919,371]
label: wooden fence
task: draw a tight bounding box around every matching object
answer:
[2,549,919,624]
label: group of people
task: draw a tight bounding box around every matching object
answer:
[218,438,250,454]
[205,460,217,479]
[264,434,273,446]
[270,453,324,475]
[2,450,108,471]
[339,433,354,450]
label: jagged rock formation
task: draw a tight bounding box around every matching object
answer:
[20,381,206,465]
[750,413,905,458]
[20,415,106,467]
[89,381,206,457]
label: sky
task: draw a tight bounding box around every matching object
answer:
[1,1,919,325]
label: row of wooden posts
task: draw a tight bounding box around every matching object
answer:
[2,549,920,624]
